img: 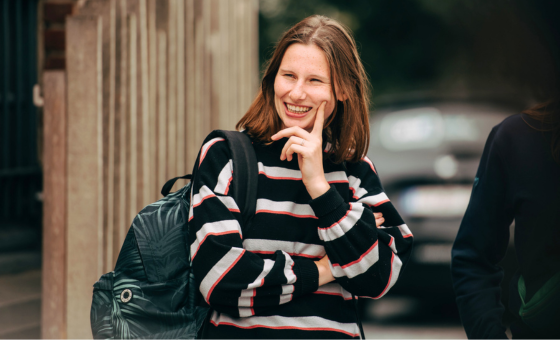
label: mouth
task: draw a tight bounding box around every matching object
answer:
[284,102,312,116]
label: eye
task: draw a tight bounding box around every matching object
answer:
[284,73,295,78]
[311,78,322,83]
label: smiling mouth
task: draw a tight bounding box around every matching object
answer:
[285,103,312,114]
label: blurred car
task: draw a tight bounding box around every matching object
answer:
[367,100,516,301]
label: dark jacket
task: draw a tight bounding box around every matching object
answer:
[451,114,560,339]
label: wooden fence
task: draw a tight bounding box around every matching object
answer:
[42,0,258,337]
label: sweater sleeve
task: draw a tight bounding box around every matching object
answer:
[451,126,512,339]
[309,157,413,298]
[189,135,319,318]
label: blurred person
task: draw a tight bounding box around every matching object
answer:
[451,98,560,339]
[189,15,413,339]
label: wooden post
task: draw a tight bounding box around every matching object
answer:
[42,71,67,339]
[65,15,103,338]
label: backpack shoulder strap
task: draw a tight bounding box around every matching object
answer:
[214,130,258,230]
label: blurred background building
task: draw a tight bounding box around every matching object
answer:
[1,0,559,338]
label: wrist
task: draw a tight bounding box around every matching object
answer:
[306,178,330,199]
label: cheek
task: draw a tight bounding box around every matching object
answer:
[274,78,288,98]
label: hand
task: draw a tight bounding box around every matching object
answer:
[374,212,384,227]
[315,255,335,286]
[271,101,330,199]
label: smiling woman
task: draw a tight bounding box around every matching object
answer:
[190,15,413,339]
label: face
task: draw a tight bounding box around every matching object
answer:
[274,43,343,132]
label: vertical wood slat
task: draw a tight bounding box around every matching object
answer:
[116,0,129,256]
[148,0,158,201]
[81,0,117,273]
[176,0,186,180]
[167,0,177,182]
[185,0,196,171]
[128,13,138,224]
[157,29,167,194]
[42,71,67,340]
[65,15,103,339]
[139,0,151,208]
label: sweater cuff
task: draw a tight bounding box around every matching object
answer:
[308,185,345,218]
[293,259,319,296]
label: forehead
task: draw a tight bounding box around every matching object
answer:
[280,43,330,77]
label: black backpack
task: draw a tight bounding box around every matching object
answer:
[90,130,258,339]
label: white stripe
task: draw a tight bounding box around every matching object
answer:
[374,254,403,299]
[282,251,296,284]
[348,176,368,199]
[318,203,364,242]
[200,247,244,302]
[315,283,353,300]
[279,284,294,305]
[218,196,239,211]
[246,259,274,289]
[191,185,215,207]
[357,192,389,206]
[363,156,376,173]
[238,307,253,318]
[243,239,325,258]
[192,185,238,211]
[256,199,316,219]
[191,220,242,259]
[210,311,360,336]
[238,289,255,307]
[330,242,379,279]
[188,187,194,220]
[397,224,413,237]
[324,171,348,183]
[388,235,397,253]
[214,160,233,194]
[200,137,225,165]
[258,162,301,180]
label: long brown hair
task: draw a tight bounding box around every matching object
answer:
[522,98,560,163]
[236,15,371,163]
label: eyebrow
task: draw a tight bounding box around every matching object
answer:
[279,68,330,82]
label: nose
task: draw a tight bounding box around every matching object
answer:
[289,80,306,101]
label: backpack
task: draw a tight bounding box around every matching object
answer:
[90,130,258,339]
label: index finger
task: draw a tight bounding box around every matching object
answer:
[311,101,327,137]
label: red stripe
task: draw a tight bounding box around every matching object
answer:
[192,230,241,261]
[229,208,240,213]
[321,205,352,230]
[258,171,301,181]
[331,240,378,269]
[193,193,216,208]
[249,250,322,259]
[349,187,360,200]
[312,291,353,300]
[207,249,245,302]
[199,139,224,166]
[388,237,394,247]
[373,199,390,207]
[224,176,233,195]
[403,233,413,238]
[327,180,349,184]
[373,252,395,299]
[209,321,359,337]
[255,210,318,219]
[363,157,377,174]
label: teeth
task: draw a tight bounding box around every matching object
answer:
[286,103,311,113]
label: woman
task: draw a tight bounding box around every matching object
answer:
[451,98,560,339]
[189,15,413,339]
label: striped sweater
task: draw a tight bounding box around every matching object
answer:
[188,133,413,339]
